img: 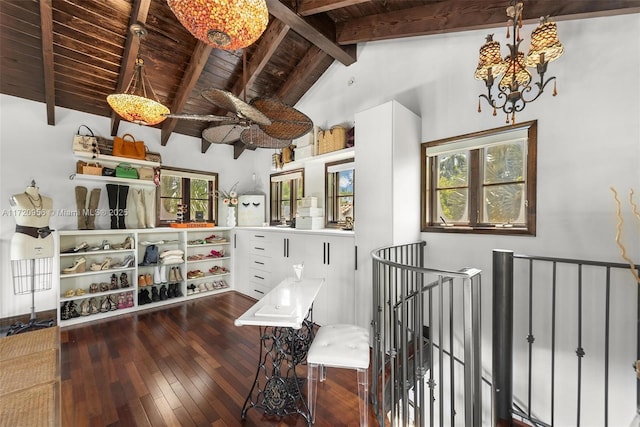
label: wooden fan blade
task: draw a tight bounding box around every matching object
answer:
[202,124,245,144]
[249,97,313,140]
[163,113,237,122]
[201,88,271,126]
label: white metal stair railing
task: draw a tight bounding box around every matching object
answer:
[371,241,484,427]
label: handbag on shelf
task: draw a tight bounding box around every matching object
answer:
[96,136,114,156]
[112,134,146,160]
[138,166,155,181]
[82,162,103,176]
[115,163,139,179]
[102,167,116,177]
[145,147,162,164]
[76,160,87,174]
[73,125,98,155]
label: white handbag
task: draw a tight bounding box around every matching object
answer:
[72,125,98,155]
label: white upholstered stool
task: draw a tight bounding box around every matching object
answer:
[307,324,370,426]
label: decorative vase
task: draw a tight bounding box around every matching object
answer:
[227,206,236,227]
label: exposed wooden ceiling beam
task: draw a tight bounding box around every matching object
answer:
[337,0,640,44]
[161,41,213,146]
[265,0,356,66]
[109,0,151,136]
[231,19,290,99]
[297,0,370,16]
[39,0,55,125]
[276,45,331,105]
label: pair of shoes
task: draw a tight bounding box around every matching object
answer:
[89,283,99,293]
[62,257,86,274]
[168,267,183,282]
[99,282,110,292]
[110,274,119,290]
[138,274,153,286]
[151,286,160,302]
[109,294,118,311]
[112,236,134,250]
[64,289,76,298]
[187,284,197,295]
[207,249,224,258]
[187,270,204,279]
[61,242,88,254]
[138,288,152,305]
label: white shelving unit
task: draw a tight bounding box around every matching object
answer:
[70,150,160,186]
[57,227,233,327]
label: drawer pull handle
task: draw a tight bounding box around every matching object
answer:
[254,235,265,238]
[254,247,264,251]
[254,275,264,280]
[254,261,265,265]
[254,289,264,294]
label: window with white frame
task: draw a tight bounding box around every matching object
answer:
[270,169,304,225]
[421,121,537,235]
[158,167,217,226]
[325,159,355,228]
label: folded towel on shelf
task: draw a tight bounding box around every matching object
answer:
[161,255,184,265]
[159,249,184,258]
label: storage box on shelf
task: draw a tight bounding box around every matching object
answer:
[137,229,184,307]
[184,229,232,297]
[58,231,137,326]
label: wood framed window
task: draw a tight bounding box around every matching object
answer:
[421,121,537,235]
[270,168,304,225]
[157,167,217,226]
[325,158,355,229]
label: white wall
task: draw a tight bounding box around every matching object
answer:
[294,13,640,426]
[0,95,272,318]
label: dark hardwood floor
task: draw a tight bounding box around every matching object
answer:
[60,291,377,427]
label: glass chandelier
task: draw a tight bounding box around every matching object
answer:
[107,25,170,126]
[167,0,269,51]
[475,1,564,124]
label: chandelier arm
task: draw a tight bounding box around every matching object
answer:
[520,75,556,104]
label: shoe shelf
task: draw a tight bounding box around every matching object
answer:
[57,227,233,326]
[71,173,157,187]
[59,266,136,279]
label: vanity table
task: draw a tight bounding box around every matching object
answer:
[235,277,324,424]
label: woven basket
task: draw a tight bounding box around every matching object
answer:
[317,126,347,154]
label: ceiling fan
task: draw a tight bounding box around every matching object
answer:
[166,88,314,149]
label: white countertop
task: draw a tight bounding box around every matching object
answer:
[236,226,354,237]
[234,277,324,329]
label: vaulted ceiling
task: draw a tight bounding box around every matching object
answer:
[2,0,639,154]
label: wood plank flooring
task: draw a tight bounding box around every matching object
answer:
[60,291,378,427]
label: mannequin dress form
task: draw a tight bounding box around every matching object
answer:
[7,181,55,335]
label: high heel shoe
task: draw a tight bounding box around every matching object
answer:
[112,236,134,250]
[80,299,90,316]
[120,272,130,288]
[113,254,134,269]
[101,257,112,270]
[88,297,99,314]
[110,274,118,290]
[62,257,86,274]
[61,242,88,254]
[100,296,111,312]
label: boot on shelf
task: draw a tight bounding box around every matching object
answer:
[145,189,156,228]
[117,185,129,229]
[106,184,119,230]
[75,186,88,230]
[85,188,101,230]
[133,189,146,229]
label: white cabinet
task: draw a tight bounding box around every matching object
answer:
[233,228,355,325]
[354,100,422,329]
[57,227,233,327]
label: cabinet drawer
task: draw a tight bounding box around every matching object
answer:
[250,255,272,272]
[249,235,272,255]
[249,269,271,287]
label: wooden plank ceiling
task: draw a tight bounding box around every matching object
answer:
[1,0,639,153]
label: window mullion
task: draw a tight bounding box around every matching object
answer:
[469,150,480,226]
